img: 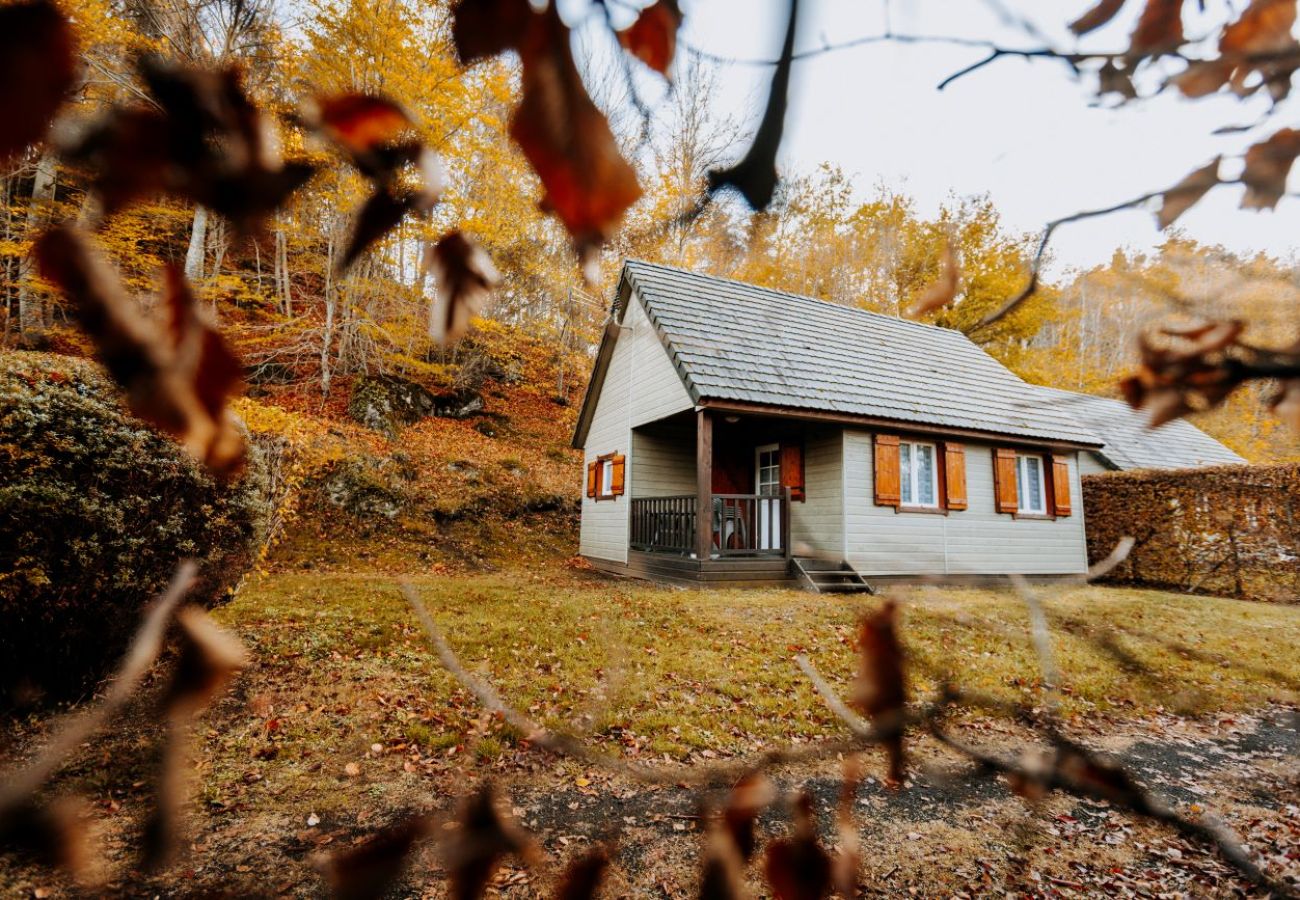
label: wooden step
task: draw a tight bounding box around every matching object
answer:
[793,558,874,595]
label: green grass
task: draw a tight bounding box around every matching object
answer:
[214,570,1300,766]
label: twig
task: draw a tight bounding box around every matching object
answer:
[1008,574,1061,716]
[1083,536,1136,582]
[0,561,197,815]
[795,655,872,739]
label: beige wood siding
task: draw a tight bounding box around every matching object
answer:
[842,430,1088,576]
[579,295,694,562]
[788,428,843,558]
[631,423,695,497]
[1078,451,1112,476]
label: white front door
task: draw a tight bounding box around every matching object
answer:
[755,444,782,551]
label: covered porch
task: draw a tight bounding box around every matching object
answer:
[627,408,807,564]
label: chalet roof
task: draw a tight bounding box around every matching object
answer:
[613,260,1102,447]
[1034,387,1246,470]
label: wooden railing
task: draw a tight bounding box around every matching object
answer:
[629,495,697,554]
[630,492,789,557]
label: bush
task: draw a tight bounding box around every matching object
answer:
[0,352,270,706]
[1083,463,1300,603]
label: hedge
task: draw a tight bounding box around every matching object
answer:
[1082,463,1300,603]
[0,351,270,706]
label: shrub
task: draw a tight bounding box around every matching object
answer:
[1083,463,1300,603]
[0,352,270,705]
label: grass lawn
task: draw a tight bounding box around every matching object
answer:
[6,566,1298,898]
[213,567,1299,769]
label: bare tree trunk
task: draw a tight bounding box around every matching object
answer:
[321,232,336,397]
[184,205,208,282]
[18,152,58,338]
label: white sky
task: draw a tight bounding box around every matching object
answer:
[661,0,1300,275]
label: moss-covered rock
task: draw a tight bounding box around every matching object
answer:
[0,352,270,706]
[346,374,482,435]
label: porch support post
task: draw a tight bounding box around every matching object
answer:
[695,409,713,560]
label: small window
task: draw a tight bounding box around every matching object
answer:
[1016,454,1045,514]
[601,459,614,496]
[899,440,938,508]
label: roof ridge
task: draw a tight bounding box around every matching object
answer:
[621,258,964,339]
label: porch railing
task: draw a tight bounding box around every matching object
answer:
[630,492,790,557]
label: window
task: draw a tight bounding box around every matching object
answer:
[587,453,625,501]
[600,458,614,496]
[1015,454,1045,514]
[899,440,938,508]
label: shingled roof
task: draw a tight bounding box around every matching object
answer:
[1034,387,1245,470]
[593,260,1102,446]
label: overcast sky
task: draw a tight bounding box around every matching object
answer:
[642,0,1300,275]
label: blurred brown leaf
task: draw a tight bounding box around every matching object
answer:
[1270,377,1300,430]
[722,772,775,863]
[1157,157,1220,228]
[906,242,958,317]
[618,0,682,75]
[1119,320,1247,427]
[0,0,75,161]
[65,56,314,232]
[0,798,97,884]
[425,231,500,345]
[164,606,249,717]
[763,792,830,900]
[34,225,247,475]
[554,845,612,900]
[310,93,410,157]
[447,783,538,900]
[452,0,534,65]
[1070,0,1127,35]
[1129,0,1185,55]
[511,4,642,264]
[322,814,435,900]
[341,189,418,271]
[1240,127,1300,209]
[851,600,907,786]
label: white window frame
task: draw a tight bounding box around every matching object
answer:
[1015,453,1046,515]
[899,439,940,509]
[600,458,614,497]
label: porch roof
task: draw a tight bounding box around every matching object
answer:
[617,260,1102,447]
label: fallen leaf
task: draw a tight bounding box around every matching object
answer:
[0,0,75,161]
[345,762,361,777]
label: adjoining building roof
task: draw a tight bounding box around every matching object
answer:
[612,259,1102,447]
[1033,387,1247,471]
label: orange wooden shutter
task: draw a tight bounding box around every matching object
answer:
[1051,455,1071,517]
[780,442,805,501]
[610,454,626,496]
[993,448,1019,514]
[586,461,598,498]
[873,434,900,507]
[943,443,967,510]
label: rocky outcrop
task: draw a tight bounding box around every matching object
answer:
[347,374,484,434]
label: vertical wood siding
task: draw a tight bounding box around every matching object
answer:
[579,295,694,562]
[842,430,1089,575]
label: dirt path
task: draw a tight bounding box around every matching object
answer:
[490,708,1300,898]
